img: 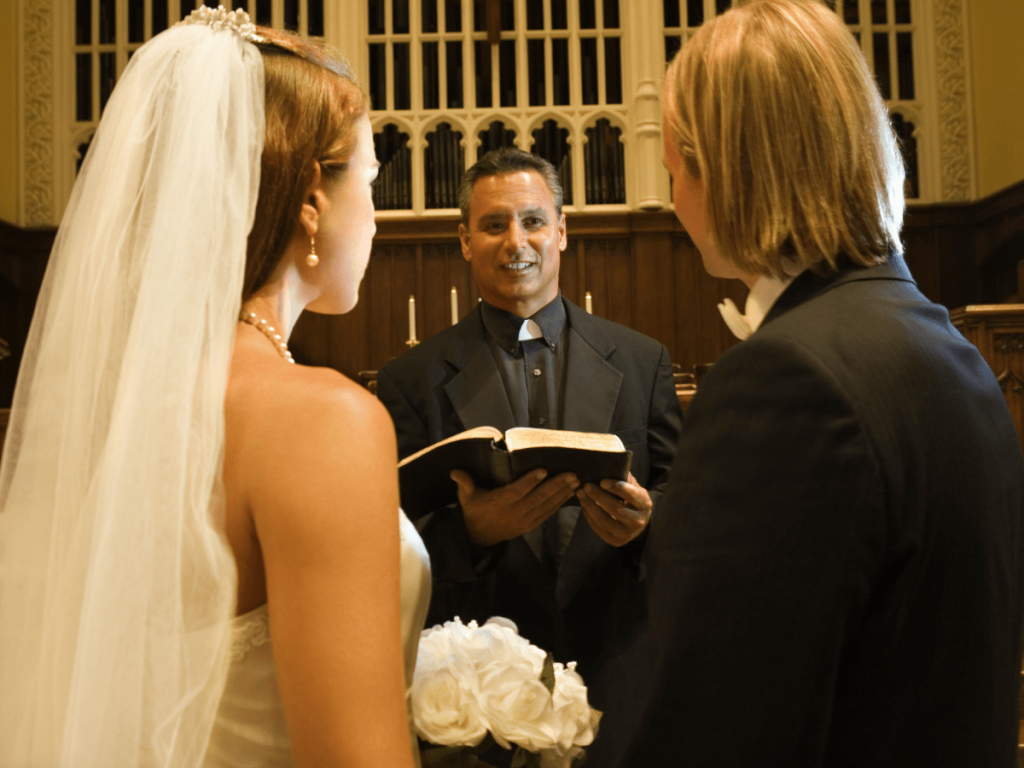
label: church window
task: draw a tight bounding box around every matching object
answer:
[367,0,625,213]
[72,0,327,179]
[661,0,921,200]
[50,0,946,225]
[373,124,413,210]
[76,138,94,175]
[861,0,919,198]
[891,113,919,200]
[477,121,517,159]
[421,42,440,109]
[532,119,573,206]
[584,119,625,205]
[424,123,465,209]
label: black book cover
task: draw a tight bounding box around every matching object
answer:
[397,427,631,519]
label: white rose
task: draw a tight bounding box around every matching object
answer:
[449,617,508,667]
[413,621,492,747]
[549,663,597,750]
[410,650,490,747]
[419,617,478,662]
[477,618,547,676]
[477,661,561,751]
[418,624,453,664]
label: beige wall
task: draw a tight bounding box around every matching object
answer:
[0,0,18,224]
[971,0,1024,199]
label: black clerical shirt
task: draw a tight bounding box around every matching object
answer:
[479,295,575,563]
[479,295,569,431]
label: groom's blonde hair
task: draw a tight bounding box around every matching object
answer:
[663,0,906,278]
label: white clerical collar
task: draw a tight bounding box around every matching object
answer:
[518,318,544,341]
[718,262,804,340]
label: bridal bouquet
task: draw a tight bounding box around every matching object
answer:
[411,616,601,768]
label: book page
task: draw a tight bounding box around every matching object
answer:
[504,427,625,453]
[398,425,504,467]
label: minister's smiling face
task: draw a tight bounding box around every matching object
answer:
[458,170,568,319]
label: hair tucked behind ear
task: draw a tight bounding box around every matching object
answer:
[243,29,369,301]
[664,0,905,278]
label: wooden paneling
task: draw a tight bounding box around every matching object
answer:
[2,178,1024,404]
[950,305,1024,453]
[901,179,1024,308]
[902,204,974,305]
[632,230,676,346]
[975,180,1024,268]
[288,212,752,379]
[0,221,56,409]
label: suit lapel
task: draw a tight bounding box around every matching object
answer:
[443,307,517,433]
[561,301,622,434]
[557,299,624,607]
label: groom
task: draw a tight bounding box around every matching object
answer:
[377,148,682,766]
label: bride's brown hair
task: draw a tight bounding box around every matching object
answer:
[243,28,370,301]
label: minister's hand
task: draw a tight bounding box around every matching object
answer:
[450,469,581,547]
[576,472,652,547]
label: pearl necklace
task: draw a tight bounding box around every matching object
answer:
[239,310,296,364]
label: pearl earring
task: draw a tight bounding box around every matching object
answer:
[306,237,319,267]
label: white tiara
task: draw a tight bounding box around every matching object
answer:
[179,5,265,43]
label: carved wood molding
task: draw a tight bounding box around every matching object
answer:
[935,0,972,202]
[995,334,1024,355]
[22,0,55,226]
[996,370,1024,395]
[949,305,1024,332]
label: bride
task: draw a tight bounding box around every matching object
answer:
[0,8,428,768]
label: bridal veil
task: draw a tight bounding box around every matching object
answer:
[0,11,264,766]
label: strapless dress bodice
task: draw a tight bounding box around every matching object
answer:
[203,509,431,767]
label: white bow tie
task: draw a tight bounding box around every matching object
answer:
[717,298,753,341]
[717,267,804,341]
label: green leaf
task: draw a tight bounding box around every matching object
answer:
[541,651,556,695]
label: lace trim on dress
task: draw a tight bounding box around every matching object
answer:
[230,610,271,662]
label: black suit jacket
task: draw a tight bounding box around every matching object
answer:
[378,296,682,766]
[625,256,1024,767]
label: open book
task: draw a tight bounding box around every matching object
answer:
[397,426,632,518]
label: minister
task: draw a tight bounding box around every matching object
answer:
[376,147,682,766]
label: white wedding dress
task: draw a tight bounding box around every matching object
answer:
[202,510,431,767]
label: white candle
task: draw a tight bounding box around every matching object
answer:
[408,295,417,341]
[450,287,459,325]
[585,292,593,314]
